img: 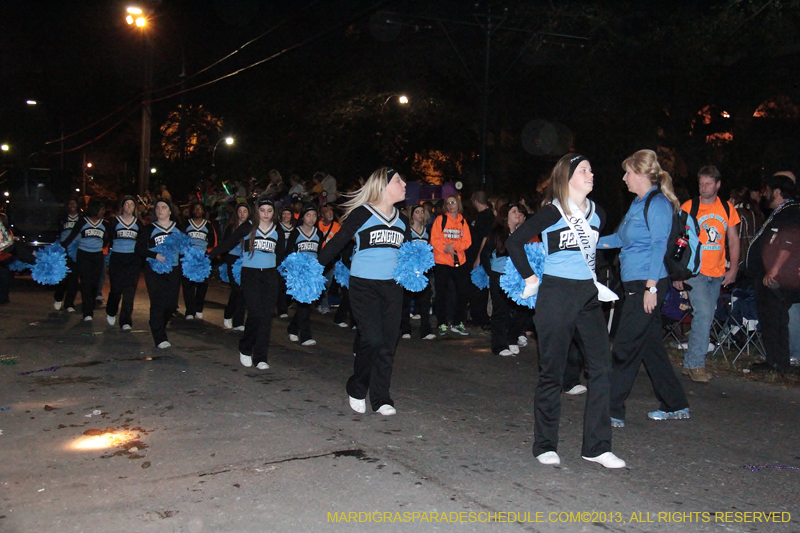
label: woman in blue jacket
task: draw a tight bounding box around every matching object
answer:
[599,149,689,427]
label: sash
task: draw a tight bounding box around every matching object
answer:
[552,199,619,302]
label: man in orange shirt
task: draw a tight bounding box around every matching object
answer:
[674,165,740,382]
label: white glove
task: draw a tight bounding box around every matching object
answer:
[521,278,540,299]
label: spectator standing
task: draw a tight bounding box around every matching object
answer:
[431,194,472,336]
[465,191,494,328]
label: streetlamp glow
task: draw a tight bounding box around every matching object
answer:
[26,100,37,106]
[398,95,409,104]
[1,145,8,151]
[126,7,146,27]
[225,137,234,145]
[212,136,235,168]
[150,168,157,174]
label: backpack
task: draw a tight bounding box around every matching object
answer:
[644,194,729,282]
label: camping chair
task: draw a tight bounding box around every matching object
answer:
[728,285,765,364]
[662,284,692,347]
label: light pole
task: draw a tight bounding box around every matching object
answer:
[212,137,234,169]
[126,6,153,197]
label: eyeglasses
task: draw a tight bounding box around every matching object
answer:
[447,200,457,205]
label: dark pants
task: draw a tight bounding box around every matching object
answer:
[610,278,689,420]
[400,283,432,338]
[434,263,469,326]
[466,283,490,326]
[144,266,180,345]
[54,256,79,308]
[333,287,353,326]
[181,276,209,316]
[224,261,246,327]
[532,276,612,458]
[563,341,585,390]
[348,277,403,411]
[239,267,279,365]
[754,281,793,371]
[276,275,289,315]
[107,253,140,327]
[488,272,527,353]
[77,250,104,318]
[288,300,313,342]
[0,262,10,304]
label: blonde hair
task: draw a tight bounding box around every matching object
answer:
[340,167,392,220]
[542,153,577,215]
[623,149,680,212]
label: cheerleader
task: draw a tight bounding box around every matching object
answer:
[318,167,410,416]
[181,202,218,320]
[210,196,284,369]
[285,204,321,345]
[136,198,183,349]
[221,202,250,330]
[506,153,625,469]
[106,196,141,330]
[61,200,111,321]
[400,204,435,340]
[276,205,295,318]
[53,197,82,312]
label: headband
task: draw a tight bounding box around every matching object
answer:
[257,198,274,208]
[385,168,397,182]
[568,154,588,180]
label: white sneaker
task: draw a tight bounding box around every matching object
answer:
[106,314,116,326]
[66,307,75,313]
[256,362,269,370]
[401,333,411,339]
[301,339,317,346]
[349,396,366,414]
[95,295,104,302]
[83,316,93,322]
[336,322,348,328]
[509,344,520,355]
[122,324,132,331]
[518,335,528,347]
[536,451,561,465]
[289,334,299,342]
[223,318,233,329]
[565,384,588,395]
[157,341,171,349]
[423,334,436,340]
[185,314,194,320]
[499,349,514,357]
[233,325,245,331]
[410,313,421,320]
[54,301,63,310]
[279,313,289,318]
[239,352,253,367]
[582,452,626,469]
[377,404,396,416]
[195,312,203,319]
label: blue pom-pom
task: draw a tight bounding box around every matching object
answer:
[393,240,434,292]
[146,232,192,274]
[8,260,32,272]
[470,265,490,290]
[67,240,79,262]
[147,256,174,274]
[334,260,350,289]
[232,258,242,286]
[31,243,70,285]
[499,242,545,308]
[281,252,325,303]
[218,263,230,283]
[181,248,211,282]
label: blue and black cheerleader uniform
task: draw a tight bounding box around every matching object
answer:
[506,201,613,459]
[285,226,321,342]
[136,221,184,346]
[211,221,285,366]
[276,221,294,317]
[54,213,81,309]
[221,224,246,328]
[62,217,111,319]
[318,205,412,412]
[106,215,141,328]
[181,218,218,318]
[400,225,433,338]
[481,231,528,354]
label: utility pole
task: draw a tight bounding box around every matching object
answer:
[138,32,153,197]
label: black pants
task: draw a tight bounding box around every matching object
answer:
[333,287,353,326]
[276,275,289,315]
[224,261,246,327]
[144,266,180,345]
[348,277,403,411]
[54,256,79,308]
[488,272,527,353]
[754,281,793,371]
[466,282,490,326]
[400,283,432,338]
[0,262,10,304]
[107,253,140,327]
[434,263,469,326]
[240,267,279,365]
[181,276,209,316]
[77,250,104,318]
[288,300,313,342]
[563,341,585,390]
[609,278,689,420]
[533,275,612,458]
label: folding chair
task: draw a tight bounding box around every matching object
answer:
[728,285,765,364]
[662,285,692,347]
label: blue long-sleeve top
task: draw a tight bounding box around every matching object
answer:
[598,186,670,282]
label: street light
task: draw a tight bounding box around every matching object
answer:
[212,137,234,168]
[1,145,8,152]
[125,5,153,197]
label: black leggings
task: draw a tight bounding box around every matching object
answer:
[107,252,140,327]
[144,266,181,345]
[288,300,313,342]
[77,250,104,318]
[54,257,79,308]
[400,283,432,338]
[239,267,279,364]
[224,260,246,327]
[181,276,209,316]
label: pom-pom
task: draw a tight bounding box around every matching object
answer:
[8,260,31,272]
[105,251,111,266]
[393,240,434,292]
[470,265,490,290]
[147,256,174,274]
[146,232,192,274]
[334,260,350,289]
[31,243,70,285]
[218,263,230,283]
[67,240,79,262]
[280,252,325,303]
[181,248,211,282]
[232,258,242,286]
[499,242,545,308]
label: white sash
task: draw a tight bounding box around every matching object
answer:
[552,199,619,302]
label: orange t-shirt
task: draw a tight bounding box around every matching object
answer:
[318,220,340,248]
[681,197,740,278]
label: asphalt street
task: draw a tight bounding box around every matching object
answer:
[1,276,798,533]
